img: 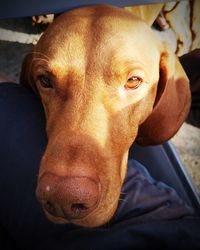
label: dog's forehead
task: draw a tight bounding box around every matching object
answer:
[35,6,160,74]
[40,7,157,46]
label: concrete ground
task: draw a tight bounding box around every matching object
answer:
[0,17,200,193]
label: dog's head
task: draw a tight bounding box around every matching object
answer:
[20,5,191,227]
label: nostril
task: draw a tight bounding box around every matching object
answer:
[61,203,91,219]
[44,201,55,213]
[41,200,59,216]
[43,200,66,219]
[71,203,88,213]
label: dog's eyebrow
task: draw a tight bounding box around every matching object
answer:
[108,60,149,78]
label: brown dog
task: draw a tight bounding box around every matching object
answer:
[20,5,191,227]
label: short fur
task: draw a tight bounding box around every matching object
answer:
[20,5,191,227]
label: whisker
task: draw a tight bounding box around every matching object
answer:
[31,57,50,64]
[29,51,51,61]
[119,198,128,203]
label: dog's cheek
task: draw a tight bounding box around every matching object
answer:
[108,106,139,150]
[106,107,139,184]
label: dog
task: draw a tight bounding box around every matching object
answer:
[20,5,191,227]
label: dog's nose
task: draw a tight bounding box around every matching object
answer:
[36,173,100,220]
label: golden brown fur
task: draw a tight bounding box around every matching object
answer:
[20,5,191,227]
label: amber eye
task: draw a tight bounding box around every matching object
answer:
[38,75,53,88]
[125,76,143,90]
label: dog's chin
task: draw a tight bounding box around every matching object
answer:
[42,201,119,228]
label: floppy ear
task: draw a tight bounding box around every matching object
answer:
[136,44,191,146]
[20,52,38,93]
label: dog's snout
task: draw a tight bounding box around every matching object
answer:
[36,173,100,220]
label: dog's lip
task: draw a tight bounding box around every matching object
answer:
[43,208,69,224]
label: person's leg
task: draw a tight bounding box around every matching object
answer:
[0,82,69,249]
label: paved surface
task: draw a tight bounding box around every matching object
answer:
[0,17,200,193]
[171,123,200,192]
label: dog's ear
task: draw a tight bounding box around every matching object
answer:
[20,52,38,93]
[136,44,191,146]
[125,4,163,26]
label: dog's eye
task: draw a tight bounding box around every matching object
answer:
[38,75,53,88]
[125,76,143,90]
